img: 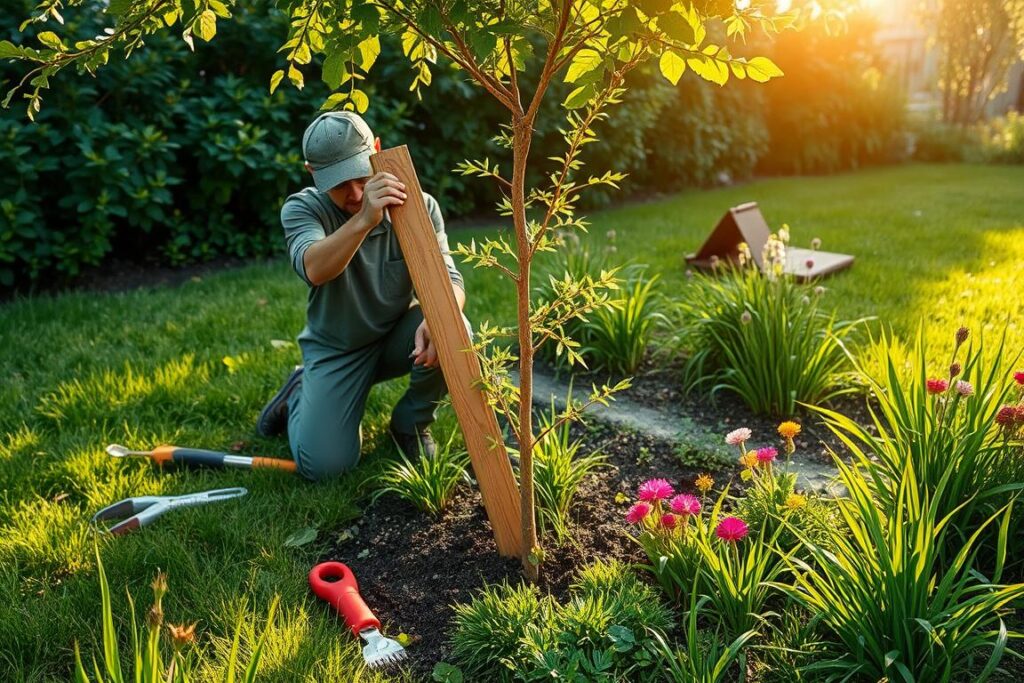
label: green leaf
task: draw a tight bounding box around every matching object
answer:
[432,662,463,683]
[420,5,443,35]
[197,10,217,41]
[351,2,380,32]
[605,6,643,38]
[269,69,284,94]
[37,32,65,51]
[288,63,304,89]
[0,40,22,59]
[657,12,695,44]
[658,50,686,85]
[283,527,318,548]
[322,52,347,89]
[565,48,602,83]
[745,56,784,83]
[636,0,672,16]
[321,92,348,110]
[350,88,369,114]
[468,31,496,62]
[106,0,132,16]
[563,84,594,110]
[356,35,380,71]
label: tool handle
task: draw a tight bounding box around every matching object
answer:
[249,457,298,472]
[309,562,380,637]
[151,446,226,468]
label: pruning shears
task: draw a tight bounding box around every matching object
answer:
[91,488,248,536]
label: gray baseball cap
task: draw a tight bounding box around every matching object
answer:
[302,111,376,192]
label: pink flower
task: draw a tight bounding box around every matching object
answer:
[755,446,778,464]
[637,478,674,502]
[669,494,701,517]
[1014,371,1024,386]
[926,378,949,394]
[716,516,749,543]
[955,380,974,397]
[661,513,677,529]
[626,502,652,525]
[725,428,752,446]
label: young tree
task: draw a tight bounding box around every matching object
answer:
[4,0,799,579]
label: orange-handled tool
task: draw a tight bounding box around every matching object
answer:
[106,444,297,472]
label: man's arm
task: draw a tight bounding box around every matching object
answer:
[302,173,407,287]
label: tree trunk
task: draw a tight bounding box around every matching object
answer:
[510,116,539,582]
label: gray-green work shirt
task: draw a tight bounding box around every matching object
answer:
[281,187,465,350]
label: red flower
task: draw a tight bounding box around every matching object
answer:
[755,446,778,464]
[715,516,749,543]
[661,513,678,529]
[926,378,949,394]
[1014,371,1024,386]
[669,494,701,517]
[995,405,1021,430]
[626,502,652,525]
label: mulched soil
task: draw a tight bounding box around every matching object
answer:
[319,422,699,679]
[316,363,884,679]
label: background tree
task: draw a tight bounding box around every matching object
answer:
[4,0,800,579]
[932,0,1024,125]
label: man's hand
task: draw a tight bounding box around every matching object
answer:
[411,319,438,368]
[355,172,407,231]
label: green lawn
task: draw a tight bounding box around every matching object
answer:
[1,163,1021,681]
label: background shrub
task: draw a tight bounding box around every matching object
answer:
[2,0,918,291]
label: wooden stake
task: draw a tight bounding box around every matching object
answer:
[371,145,523,558]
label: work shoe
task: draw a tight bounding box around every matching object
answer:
[256,366,303,437]
[388,421,437,460]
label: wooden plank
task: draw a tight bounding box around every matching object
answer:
[371,145,523,558]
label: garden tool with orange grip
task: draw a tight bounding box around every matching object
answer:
[106,443,297,473]
[91,487,248,536]
[309,561,408,670]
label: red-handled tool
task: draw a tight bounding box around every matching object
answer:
[106,443,297,472]
[309,561,407,670]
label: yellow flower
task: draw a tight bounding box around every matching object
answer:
[739,452,758,469]
[785,494,807,510]
[695,473,714,493]
[167,622,197,649]
[777,421,801,439]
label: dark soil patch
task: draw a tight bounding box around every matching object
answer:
[319,424,700,680]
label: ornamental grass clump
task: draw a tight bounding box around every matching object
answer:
[813,324,1024,563]
[580,271,668,375]
[532,397,608,544]
[665,230,869,415]
[372,431,470,517]
[771,455,1024,682]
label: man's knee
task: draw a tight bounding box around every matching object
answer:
[294,444,359,481]
[291,428,361,481]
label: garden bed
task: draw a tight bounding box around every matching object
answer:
[321,423,697,677]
